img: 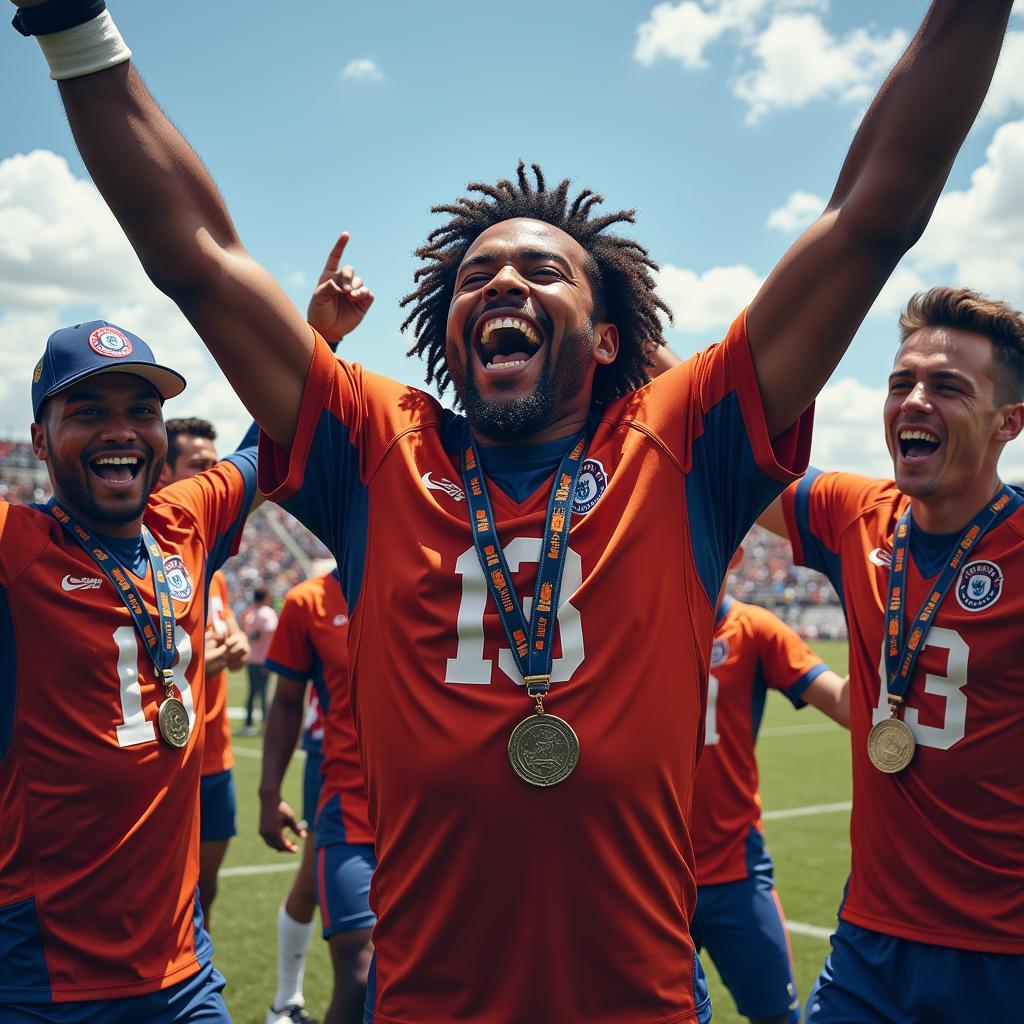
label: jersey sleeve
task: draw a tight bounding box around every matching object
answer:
[780,468,887,593]
[643,311,814,605]
[265,587,315,682]
[751,607,828,709]
[155,453,257,577]
[257,329,440,612]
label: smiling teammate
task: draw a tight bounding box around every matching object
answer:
[10,1,1014,1019]
[758,287,1024,1022]
[0,322,256,1021]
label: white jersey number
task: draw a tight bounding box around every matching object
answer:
[704,673,721,746]
[445,538,585,686]
[114,624,196,747]
[874,626,968,750]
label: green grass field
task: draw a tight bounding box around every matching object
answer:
[216,640,852,1023]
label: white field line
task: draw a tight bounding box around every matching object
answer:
[218,862,837,941]
[762,800,851,821]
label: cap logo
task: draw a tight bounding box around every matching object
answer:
[88,327,133,359]
[33,359,43,384]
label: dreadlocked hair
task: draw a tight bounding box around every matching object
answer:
[400,161,672,406]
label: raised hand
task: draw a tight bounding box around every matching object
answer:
[307,231,375,347]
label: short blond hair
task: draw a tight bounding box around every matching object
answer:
[899,286,1024,403]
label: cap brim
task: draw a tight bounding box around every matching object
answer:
[41,361,187,411]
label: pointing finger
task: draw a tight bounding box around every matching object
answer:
[321,232,351,278]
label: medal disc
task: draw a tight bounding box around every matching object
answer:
[507,712,579,787]
[867,717,915,774]
[157,697,190,749]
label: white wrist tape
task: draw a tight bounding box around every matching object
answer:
[36,10,131,81]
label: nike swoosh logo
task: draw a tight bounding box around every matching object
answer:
[61,575,103,591]
[421,471,465,501]
[868,548,892,567]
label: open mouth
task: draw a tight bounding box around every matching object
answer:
[475,314,544,371]
[897,428,941,463]
[90,453,145,485]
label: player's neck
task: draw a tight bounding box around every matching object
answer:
[56,494,145,539]
[909,476,1005,535]
[472,408,590,448]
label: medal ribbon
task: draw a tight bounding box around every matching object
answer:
[460,428,589,697]
[47,500,178,681]
[884,484,1012,702]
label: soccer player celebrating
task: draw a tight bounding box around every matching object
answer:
[757,287,1024,1023]
[159,416,252,931]
[10,2,1013,1019]
[0,322,256,1021]
[692,550,848,1024]
[261,571,372,1024]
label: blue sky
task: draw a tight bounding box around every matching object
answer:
[2,0,1023,475]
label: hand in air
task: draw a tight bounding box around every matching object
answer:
[306,231,375,348]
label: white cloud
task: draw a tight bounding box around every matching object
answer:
[657,263,763,333]
[635,2,910,123]
[765,189,822,233]
[808,377,891,476]
[735,14,906,123]
[980,28,1024,122]
[342,58,383,81]
[0,150,250,444]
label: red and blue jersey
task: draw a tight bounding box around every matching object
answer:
[259,314,811,1023]
[783,469,1024,954]
[691,596,826,885]
[264,571,372,844]
[201,569,234,777]
[0,454,255,1004]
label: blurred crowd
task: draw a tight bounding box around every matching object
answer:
[1,438,846,637]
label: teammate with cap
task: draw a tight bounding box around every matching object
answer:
[0,320,257,1020]
[10,1,1013,1019]
[757,286,1024,1023]
[159,416,252,932]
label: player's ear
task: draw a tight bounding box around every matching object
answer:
[995,402,1024,445]
[30,421,48,462]
[592,323,619,366]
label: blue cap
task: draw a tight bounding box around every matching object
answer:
[31,320,186,421]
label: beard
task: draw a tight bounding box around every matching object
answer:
[456,321,594,442]
[47,440,163,531]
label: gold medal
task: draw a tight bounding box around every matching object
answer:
[507,708,579,787]
[867,716,915,774]
[157,697,190,749]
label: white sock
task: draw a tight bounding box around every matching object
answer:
[274,905,315,1009]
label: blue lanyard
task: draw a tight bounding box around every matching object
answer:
[460,428,589,697]
[48,501,178,678]
[884,485,1012,700]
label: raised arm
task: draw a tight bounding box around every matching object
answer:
[11,1,312,447]
[747,0,1013,438]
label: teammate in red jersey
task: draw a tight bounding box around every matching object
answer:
[14,2,1012,1018]
[259,251,374,1024]
[759,287,1024,1023]
[692,550,848,1024]
[159,417,251,930]
[262,571,372,1024]
[0,321,257,1022]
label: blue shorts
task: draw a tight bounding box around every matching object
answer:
[0,960,228,1024]
[807,919,1024,1024]
[198,769,237,843]
[316,841,377,939]
[302,748,323,828]
[691,872,799,1023]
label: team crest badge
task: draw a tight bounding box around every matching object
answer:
[573,459,608,515]
[88,326,133,359]
[955,560,1002,612]
[710,638,729,667]
[163,555,193,602]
